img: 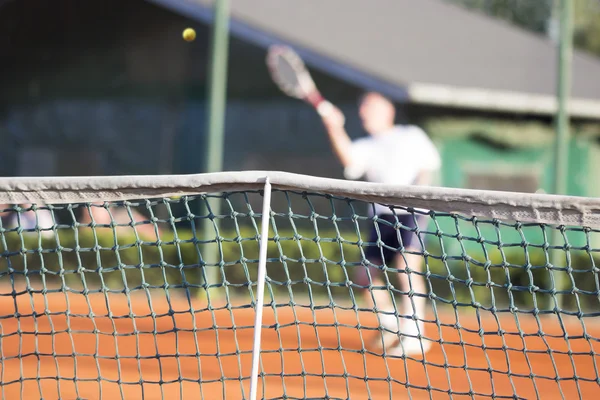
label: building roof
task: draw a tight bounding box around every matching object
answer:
[149,0,600,119]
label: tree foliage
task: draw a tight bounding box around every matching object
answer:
[572,0,600,57]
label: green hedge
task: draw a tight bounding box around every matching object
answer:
[1,226,598,312]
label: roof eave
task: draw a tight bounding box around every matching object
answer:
[409,83,600,119]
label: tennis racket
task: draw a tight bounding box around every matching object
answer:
[266,45,339,120]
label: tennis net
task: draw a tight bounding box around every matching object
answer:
[0,171,599,399]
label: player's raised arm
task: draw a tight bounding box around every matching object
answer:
[319,104,353,169]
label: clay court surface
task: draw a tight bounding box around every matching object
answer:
[1,288,599,399]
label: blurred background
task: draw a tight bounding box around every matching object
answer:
[2,4,600,398]
[1,0,599,197]
[2,0,600,311]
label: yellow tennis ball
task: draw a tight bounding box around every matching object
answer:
[182,28,196,42]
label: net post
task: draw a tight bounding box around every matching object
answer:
[249,176,272,400]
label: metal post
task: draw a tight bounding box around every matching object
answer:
[551,0,573,309]
[202,0,231,299]
[206,0,230,171]
[554,0,572,196]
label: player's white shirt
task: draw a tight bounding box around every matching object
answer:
[344,125,441,215]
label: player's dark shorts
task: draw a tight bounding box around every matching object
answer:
[354,213,426,287]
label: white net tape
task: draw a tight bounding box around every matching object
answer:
[1,171,599,228]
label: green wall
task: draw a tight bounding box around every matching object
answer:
[439,135,593,196]
[439,138,549,191]
[432,133,596,255]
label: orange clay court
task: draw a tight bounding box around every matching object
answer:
[1,288,599,399]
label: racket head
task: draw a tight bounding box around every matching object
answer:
[266,45,318,100]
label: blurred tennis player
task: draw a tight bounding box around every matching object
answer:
[320,92,441,357]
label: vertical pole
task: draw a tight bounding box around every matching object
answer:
[551,0,573,309]
[249,178,272,400]
[206,0,230,169]
[203,0,231,299]
[554,0,572,196]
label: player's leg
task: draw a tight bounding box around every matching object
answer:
[358,214,404,351]
[356,271,400,350]
[388,214,430,356]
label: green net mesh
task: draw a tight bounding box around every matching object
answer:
[0,187,599,399]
